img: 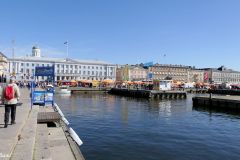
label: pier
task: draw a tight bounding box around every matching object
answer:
[192,95,240,112]
[0,89,84,160]
[109,88,187,99]
[208,89,240,95]
[68,87,110,94]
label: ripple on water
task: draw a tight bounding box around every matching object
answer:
[55,94,240,160]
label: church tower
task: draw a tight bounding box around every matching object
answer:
[32,46,41,57]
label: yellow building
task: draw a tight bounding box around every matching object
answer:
[0,52,8,79]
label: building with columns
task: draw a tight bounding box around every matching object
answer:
[8,46,117,81]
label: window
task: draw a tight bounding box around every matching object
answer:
[88,71,90,75]
[96,67,98,69]
[21,63,24,66]
[21,68,23,73]
[66,65,69,68]
[88,66,90,69]
[92,66,94,69]
[70,65,73,68]
[100,67,102,70]
[83,71,86,75]
[79,66,81,69]
[32,69,34,73]
[32,64,34,67]
[79,71,81,74]
[37,64,39,67]
[83,66,86,69]
[75,65,77,69]
[42,64,44,66]
[26,63,29,67]
[47,64,49,66]
[57,64,60,68]
[92,71,94,75]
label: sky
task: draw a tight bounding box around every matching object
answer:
[0,0,240,70]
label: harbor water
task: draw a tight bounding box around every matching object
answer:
[55,93,240,160]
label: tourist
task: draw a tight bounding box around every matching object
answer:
[2,78,20,128]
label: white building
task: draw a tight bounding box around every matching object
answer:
[8,46,116,81]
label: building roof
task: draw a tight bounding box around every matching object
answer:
[0,52,8,58]
[8,56,114,65]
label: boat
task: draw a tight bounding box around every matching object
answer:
[55,86,71,94]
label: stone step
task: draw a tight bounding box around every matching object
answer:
[48,127,76,160]
[34,124,52,160]
[11,106,39,160]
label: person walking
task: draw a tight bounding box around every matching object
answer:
[2,78,20,128]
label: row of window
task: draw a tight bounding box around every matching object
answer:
[18,63,114,71]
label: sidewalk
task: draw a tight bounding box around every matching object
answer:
[0,88,31,159]
[0,88,84,160]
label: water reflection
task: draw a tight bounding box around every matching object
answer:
[159,101,172,117]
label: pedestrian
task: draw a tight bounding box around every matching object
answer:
[2,78,20,128]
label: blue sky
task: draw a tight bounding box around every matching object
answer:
[0,0,240,70]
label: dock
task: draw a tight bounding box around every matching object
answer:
[0,88,84,160]
[109,88,187,99]
[192,95,240,112]
[208,89,240,95]
[68,87,110,94]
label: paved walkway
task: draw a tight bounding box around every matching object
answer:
[0,88,84,160]
[0,88,31,160]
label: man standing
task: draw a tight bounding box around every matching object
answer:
[2,78,20,128]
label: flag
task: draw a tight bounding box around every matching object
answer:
[64,41,68,45]
[204,72,208,80]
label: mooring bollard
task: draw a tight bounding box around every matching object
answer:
[209,93,212,99]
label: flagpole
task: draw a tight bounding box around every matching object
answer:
[66,41,68,59]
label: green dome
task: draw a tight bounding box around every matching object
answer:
[32,46,39,49]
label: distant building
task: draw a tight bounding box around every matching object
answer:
[150,64,191,82]
[8,46,116,81]
[116,65,148,81]
[0,52,8,82]
[187,69,204,83]
[204,66,240,84]
[116,65,130,81]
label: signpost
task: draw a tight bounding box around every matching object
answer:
[31,66,55,108]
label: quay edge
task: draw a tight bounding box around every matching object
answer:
[108,88,187,99]
[192,96,240,112]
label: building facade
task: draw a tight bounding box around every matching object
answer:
[205,66,240,84]
[129,66,147,81]
[8,46,117,81]
[0,52,8,82]
[187,69,204,83]
[116,65,148,81]
[150,64,191,82]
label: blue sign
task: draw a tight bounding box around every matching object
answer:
[32,90,54,106]
[33,91,45,104]
[35,66,55,77]
[143,62,154,68]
